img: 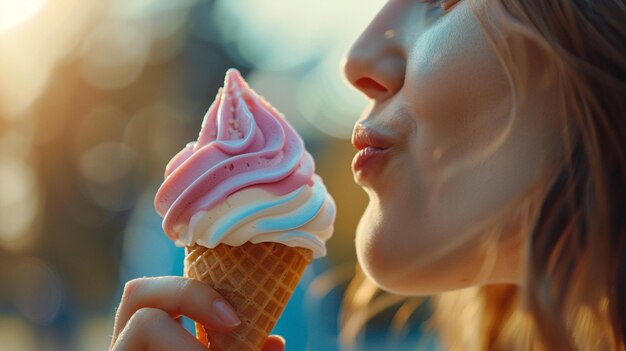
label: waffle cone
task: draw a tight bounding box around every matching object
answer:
[184,241,313,350]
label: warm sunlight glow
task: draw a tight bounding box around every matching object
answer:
[0,0,46,32]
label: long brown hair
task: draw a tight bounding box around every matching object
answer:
[339,0,626,349]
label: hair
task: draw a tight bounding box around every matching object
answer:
[339,0,626,350]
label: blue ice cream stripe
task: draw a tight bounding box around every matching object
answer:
[255,182,325,232]
[209,186,305,246]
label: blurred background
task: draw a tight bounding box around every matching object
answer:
[0,1,437,350]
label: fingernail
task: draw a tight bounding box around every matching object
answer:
[266,336,286,351]
[213,299,241,327]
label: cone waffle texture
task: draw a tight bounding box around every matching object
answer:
[184,241,313,351]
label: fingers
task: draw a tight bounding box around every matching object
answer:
[111,276,241,348]
[110,307,207,351]
[262,335,286,351]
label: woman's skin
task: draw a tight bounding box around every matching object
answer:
[346,0,563,295]
[111,0,565,349]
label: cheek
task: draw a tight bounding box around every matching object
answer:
[404,9,511,169]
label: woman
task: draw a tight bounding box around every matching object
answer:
[109,0,626,350]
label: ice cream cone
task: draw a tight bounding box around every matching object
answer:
[184,241,313,351]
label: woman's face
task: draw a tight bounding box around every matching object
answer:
[344,0,563,294]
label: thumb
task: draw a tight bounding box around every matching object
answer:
[261,335,285,351]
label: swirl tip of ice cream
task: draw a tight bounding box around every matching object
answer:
[224,68,246,89]
[155,68,335,258]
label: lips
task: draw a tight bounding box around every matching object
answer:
[351,123,395,178]
[352,123,394,151]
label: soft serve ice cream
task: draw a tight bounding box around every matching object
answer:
[154,68,336,350]
[154,68,335,257]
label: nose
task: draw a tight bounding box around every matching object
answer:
[343,3,408,101]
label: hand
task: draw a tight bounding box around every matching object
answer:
[109,276,285,351]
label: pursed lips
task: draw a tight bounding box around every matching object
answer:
[352,123,395,151]
[351,123,397,176]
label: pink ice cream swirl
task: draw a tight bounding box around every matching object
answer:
[154,69,315,241]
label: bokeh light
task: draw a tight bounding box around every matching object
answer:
[0,0,46,32]
[214,0,383,71]
[11,257,64,325]
[78,142,141,211]
[0,317,39,351]
[297,52,369,138]
[122,102,193,177]
[0,0,98,117]
[213,0,383,138]
[76,315,113,351]
[111,0,194,64]
[0,156,38,250]
[0,0,397,349]
[80,22,151,90]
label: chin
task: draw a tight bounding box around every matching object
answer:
[355,210,437,296]
[355,237,454,296]
[354,204,488,296]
